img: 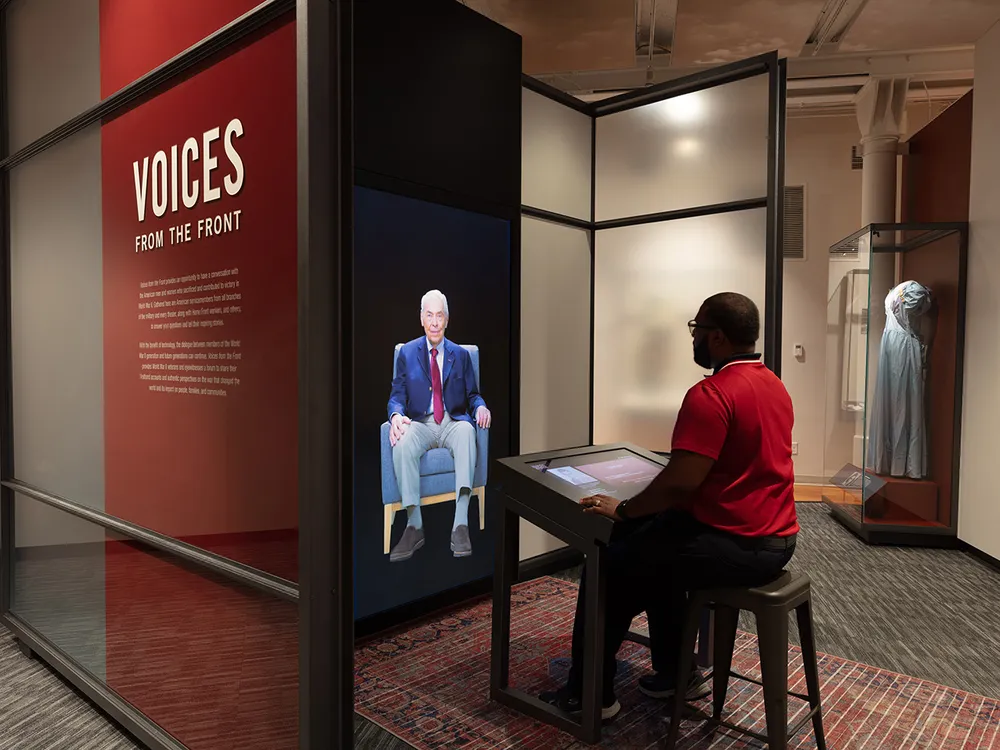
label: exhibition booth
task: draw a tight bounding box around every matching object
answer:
[0,0,798,747]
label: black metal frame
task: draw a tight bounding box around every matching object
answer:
[521,51,786,447]
[0,0,354,748]
[350,77,524,633]
[822,221,969,548]
[297,0,354,747]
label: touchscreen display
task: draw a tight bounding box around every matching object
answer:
[530,450,661,501]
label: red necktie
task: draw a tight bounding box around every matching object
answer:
[430,348,444,424]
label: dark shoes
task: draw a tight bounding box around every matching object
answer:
[537,669,708,722]
[539,686,621,721]
[451,525,472,557]
[390,525,471,562]
[637,669,712,701]
[389,526,425,562]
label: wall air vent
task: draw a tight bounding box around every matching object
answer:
[783,185,806,260]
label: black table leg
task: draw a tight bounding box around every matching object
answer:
[490,507,519,697]
[489,496,607,743]
[581,544,607,744]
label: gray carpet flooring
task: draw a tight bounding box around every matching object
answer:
[2,503,998,749]
[0,631,138,749]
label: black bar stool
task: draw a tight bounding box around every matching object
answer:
[665,571,827,750]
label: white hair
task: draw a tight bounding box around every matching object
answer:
[420,289,449,318]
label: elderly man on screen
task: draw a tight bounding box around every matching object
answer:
[387,290,491,563]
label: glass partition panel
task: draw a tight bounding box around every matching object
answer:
[595,74,769,221]
[13,494,107,680]
[105,538,298,749]
[522,89,593,221]
[12,492,299,749]
[593,209,767,450]
[5,0,100,152]
[10,124,105,511]
[520,217,592,453]
[823,230,873,523]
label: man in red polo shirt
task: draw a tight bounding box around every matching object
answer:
[541,292,797,720]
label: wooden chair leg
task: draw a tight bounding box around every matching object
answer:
[383,504,396,554]
[477,488,486,530]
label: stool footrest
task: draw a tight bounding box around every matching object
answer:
[728,669,811,703]
[684,703,822,745]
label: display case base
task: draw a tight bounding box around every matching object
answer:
[824,499,961,548]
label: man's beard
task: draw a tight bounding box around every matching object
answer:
[693,338,712,369]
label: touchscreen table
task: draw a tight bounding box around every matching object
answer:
[490,443,714,744]
[531,450,661,501]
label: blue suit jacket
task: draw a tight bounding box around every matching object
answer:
[387,337,486,423]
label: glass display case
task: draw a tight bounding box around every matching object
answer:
[822,223,967,545]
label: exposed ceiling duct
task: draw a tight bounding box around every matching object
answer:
[634,0,678,76]
[801,0,872,56]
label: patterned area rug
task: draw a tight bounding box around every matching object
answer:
[355,577,1000,749]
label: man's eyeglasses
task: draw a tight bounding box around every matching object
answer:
[687,320,718,336]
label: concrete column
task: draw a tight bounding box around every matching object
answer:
[855,77,910,227]
[853,77,909,472]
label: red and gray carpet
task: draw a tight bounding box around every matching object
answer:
[355,577,1000,749]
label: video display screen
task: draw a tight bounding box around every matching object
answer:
[530,448,662,502]
[352,185,511,621]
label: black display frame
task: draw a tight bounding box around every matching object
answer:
[0,1,354,748]
[522,52,787,444]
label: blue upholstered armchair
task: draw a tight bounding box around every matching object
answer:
[380,344,489,553]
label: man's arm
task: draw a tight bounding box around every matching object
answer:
[387,348,409,421]
[464,352,490,427]
[616,451,715,518]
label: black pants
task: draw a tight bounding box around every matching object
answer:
[566,510,795,695]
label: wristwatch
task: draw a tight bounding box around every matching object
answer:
[616,498,632,521]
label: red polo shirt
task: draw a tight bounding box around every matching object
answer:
[671,359,798,537]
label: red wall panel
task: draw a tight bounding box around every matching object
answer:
[100,0,263,97]
[100,17,298,558]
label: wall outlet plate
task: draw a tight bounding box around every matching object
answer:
[791,442,799,456]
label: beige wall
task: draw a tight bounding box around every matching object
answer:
[782,115,864,481]
[959,20,1000,560]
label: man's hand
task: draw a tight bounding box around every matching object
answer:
[476,405,492,429]
[580,493,622,520]
[389,414,411,446]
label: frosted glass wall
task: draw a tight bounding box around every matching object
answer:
[520,217,592,453]
[593,209,768,450]
[522,88,593,220]
[595,75,769,221]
